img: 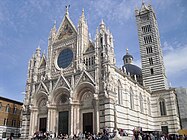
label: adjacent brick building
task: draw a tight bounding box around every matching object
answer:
[0,96,22,139]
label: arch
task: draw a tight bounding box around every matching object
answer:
[117,80,122,105]
[147,97,151,115]
[159,98,167,116]
[139,93,143,113]
[51,87,70,105]
[32,91,48,107]
[74,82,95,102]
[5,104,10,113]
[0,102,2,110]
[130,87,134,109]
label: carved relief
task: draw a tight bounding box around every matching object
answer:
[81,91,93,101]
[39,98,48,114]
[80,91,93,108]
[58,24,73,40]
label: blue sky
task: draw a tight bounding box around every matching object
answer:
[0,0,187,102]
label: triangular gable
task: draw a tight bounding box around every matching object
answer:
[35,81,49,94]
[53,74,71,91]
[75,70,95,88]
[39,54,46,68]
[56,15,77,41]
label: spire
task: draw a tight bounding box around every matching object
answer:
[53,20,56,29]
[81,8,85,19]
[65,5,70,16]
[140,1,149,11]
[100,19,105,30]
[79,8,86,23]
[36,45,41,51]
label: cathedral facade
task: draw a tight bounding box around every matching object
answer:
[21,3,180,138]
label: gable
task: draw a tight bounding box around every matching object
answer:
[53,74,71,91]
[56,16,77,41]
[36,82,49,94]
[75,70,95,88]
[39,55,46,68]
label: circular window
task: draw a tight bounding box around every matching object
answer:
[57,48,73,69]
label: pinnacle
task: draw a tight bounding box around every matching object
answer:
[100,19,105,25]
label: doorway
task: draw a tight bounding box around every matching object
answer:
[58,111,69,135]
[39,118,47,132]
[83,112,93,134]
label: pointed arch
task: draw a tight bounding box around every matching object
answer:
[5,104,10,113]
[117,80,122,105]
[51,87,70,105]
[159,98,167,116]
[32,91,48,108]
[39,54,46,68]
[74,81,95,102]
[130,87,134,109]
[140,93,143,113]
[147,97,151,115]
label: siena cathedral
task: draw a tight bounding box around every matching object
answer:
[21,3,180,138]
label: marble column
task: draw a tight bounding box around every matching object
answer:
[94,99,100,133]
[47,106,57,133]
[70,105,74,136]
[29,107,38,138]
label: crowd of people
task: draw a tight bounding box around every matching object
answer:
[31,127,187,140]
[132,127,187,140]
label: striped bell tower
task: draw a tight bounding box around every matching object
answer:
[135,2,168,91]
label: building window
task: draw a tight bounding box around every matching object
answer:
[12,120,16,127]
[0,102,2,110]
[118,81,122,105]
[100,37,103,45]
[140,93,143,113]
[91,56,95,65]
[144,35,152,44]
[85,58,88,66]
[4,118,8,126]
[142,25,151,33]
[5,104,10,113]
[159,98,167,116]
[150,68,154,75]
[146,46,153,54]
[100,52,103,60]
[130,88,134,109]
[13,107,17,114]
[149,57,153,65]
[147,97,151,115]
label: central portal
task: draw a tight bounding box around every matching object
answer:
[83,112,93,134]
[58,111,69,135]
[39,118,47,133]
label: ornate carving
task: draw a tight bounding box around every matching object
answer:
[81,91,92,101]
[58,24,73,40]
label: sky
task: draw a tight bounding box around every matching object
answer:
[0,0,187,102]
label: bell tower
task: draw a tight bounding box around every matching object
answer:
[135,3,168,91]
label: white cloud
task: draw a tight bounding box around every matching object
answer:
[163,42,187,75]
